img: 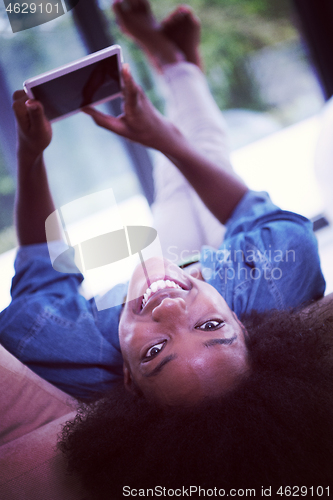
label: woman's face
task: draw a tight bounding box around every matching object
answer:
[119,258,250,405]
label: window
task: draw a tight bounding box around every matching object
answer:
[99,0,324,149]
[0,5,146,254]
[0,0,332,306]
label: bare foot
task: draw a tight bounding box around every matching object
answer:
[112,0,185,71]
[161,5,202,69]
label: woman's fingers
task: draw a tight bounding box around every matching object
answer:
[82,106,129,137]
[82,65,142,137]
[83,64,161,147]
[122,64,140,112]
[13,91,47,132]
[13,89,27,101]
[12,91,29,123]
[25,100,47,132]
[82,106,115,128]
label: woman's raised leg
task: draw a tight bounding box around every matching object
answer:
[113,1,234,263]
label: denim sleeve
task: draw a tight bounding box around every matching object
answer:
[201,191,325,315]
[231,192,325,309]
[240,217,325,310]
[225,190,311,238]
[0,243,125,400]
[11,242,84,300]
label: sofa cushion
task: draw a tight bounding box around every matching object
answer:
[0,344,76,445]
[0,413,84,500]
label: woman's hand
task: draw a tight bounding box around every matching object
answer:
[83,64,179,153]
[12,90,52,161]
[84,63,247,225]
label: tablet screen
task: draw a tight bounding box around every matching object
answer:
[30,53,121,121]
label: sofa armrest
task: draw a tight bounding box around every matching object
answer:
[0,344,77,445]
[0,412,84,500]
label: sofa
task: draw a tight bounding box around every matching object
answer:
[0,344,84,500]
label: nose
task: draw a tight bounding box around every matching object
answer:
[151,296,187,323]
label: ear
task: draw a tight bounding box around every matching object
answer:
[232,311,249,339]
[123,363,144,397]
[123,363,136,393]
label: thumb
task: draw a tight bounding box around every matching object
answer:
[26,100,47,130]
[82,106,128,137]
[122,64,141,111]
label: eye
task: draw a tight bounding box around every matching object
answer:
[144,341,166,360]
[196,320,225,331]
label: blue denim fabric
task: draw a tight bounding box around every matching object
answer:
[0,191,325,400]
[0,244,127,399]
[200,190,326,317]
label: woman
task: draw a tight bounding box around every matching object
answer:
[0,0,325,404]
[1,0,332,496]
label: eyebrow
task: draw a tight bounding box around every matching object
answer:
[203,336,237,347]
[142,336,237,378]
[143,354,178,378]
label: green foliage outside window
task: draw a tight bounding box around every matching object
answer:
[0,150,16,253]
[0,0,323,254]
[102,0,299,112]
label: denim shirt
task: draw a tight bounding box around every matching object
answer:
[0,191,325,399]
[0,244,127,399]
[200,191,325,317]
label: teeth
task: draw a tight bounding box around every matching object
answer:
[141,279,182,309]
[150,282,159,292]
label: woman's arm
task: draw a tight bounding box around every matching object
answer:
[12,90,59,245]
[83,65,248,225]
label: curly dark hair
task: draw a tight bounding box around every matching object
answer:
[59,305,333,500]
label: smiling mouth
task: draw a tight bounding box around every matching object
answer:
[141,279,187,310]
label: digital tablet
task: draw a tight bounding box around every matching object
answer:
[24,45,123,122]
